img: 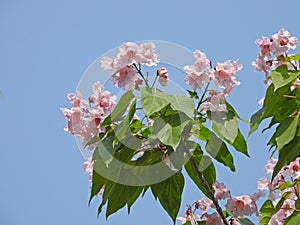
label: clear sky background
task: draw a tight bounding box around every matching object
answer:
[0,1,299,225]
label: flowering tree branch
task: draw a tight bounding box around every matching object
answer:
[183,147,230,225]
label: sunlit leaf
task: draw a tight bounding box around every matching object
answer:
[272,137,300,180]
[271,65,300,91]
[151,172,184,224]
[259,199,275,225]
[102,91,135,126]
[206,132,235,171]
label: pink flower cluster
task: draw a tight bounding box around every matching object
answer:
[61,81,116,148]
[252,28,298,76]
[184,50,242,112]
[101,42,160,90]
[257,157,300,224]
[177,181,261,225]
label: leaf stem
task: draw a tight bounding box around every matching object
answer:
[184,147,229,225]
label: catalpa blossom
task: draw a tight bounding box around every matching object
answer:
[225,194,259,217]
[202,212,224,225]
[202,90,227,112]
[195,198,214,214]
[252,53,272,76]
[83,157,94,182]
[101,42,160,90]
[213,181,231,200]
[213,60,242,95]
[157,67,169,86]
[269,198,295,225]
[184,50,212,90]
[61,81,117,148]
[252,28,298,75]
[270,28,298,57]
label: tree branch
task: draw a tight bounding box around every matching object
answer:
[184,148,229,225]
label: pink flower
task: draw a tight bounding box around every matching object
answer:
[230,219,241,225]
[157,67,169,86]
[213,60,242,95]
[252,53,271,77]
[269,198,295,225]
[213,181,231,200]
[184,50,212,90]
[61,107,85,135]
[291,78,300,91]
[270,28,298,56]
[61,82,117,149]
[265,158,278,174]
[204,212,224,225]
[100,42,160,90]
[195,198,214,214]
[257,177,270,192]
[100,56,114,70]
[256,36,272,57]
[67,92,89,108]
[111,65,137,90]
[225,195,259,217]
[90,82,117,114]
[202,90,227,112]
[83,157,94,182]
[252,29,298,77]
[139,42,160,66]
[281,158,300,179]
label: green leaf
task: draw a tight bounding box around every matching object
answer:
[106,184,142,219]
[237,217,255,225]
[271,65,300,91]
[290,54,300,61]
[187,90,199,99]
[269,115,299,150]
[95,132,116,166]
[211,112,238,144]
[84,133,101,148]
[102,91,134,126]
[197,222,206,225]
[205,132,235,171]
[184,144,216,198]
[263,84,298,122]
[249,107,264,136]
[284,212,300,225]
[167,95,195,118]
[231,129,249,156]
[151,172,184,224]
[140,87,170,117]
[278,181,293,190]
[259,199,275,225]
[141,87,195,118]
[191,123,211,142]
[272,137,300,180]
[226,101,249,123]
[127,186,144,214]
[150,113,191,149]
[211,112,248,156]
[89,170,106,205]
[274,191,292,214]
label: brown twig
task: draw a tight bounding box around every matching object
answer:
[184,148,229,225]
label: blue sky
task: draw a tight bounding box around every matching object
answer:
[0,0,299,224]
